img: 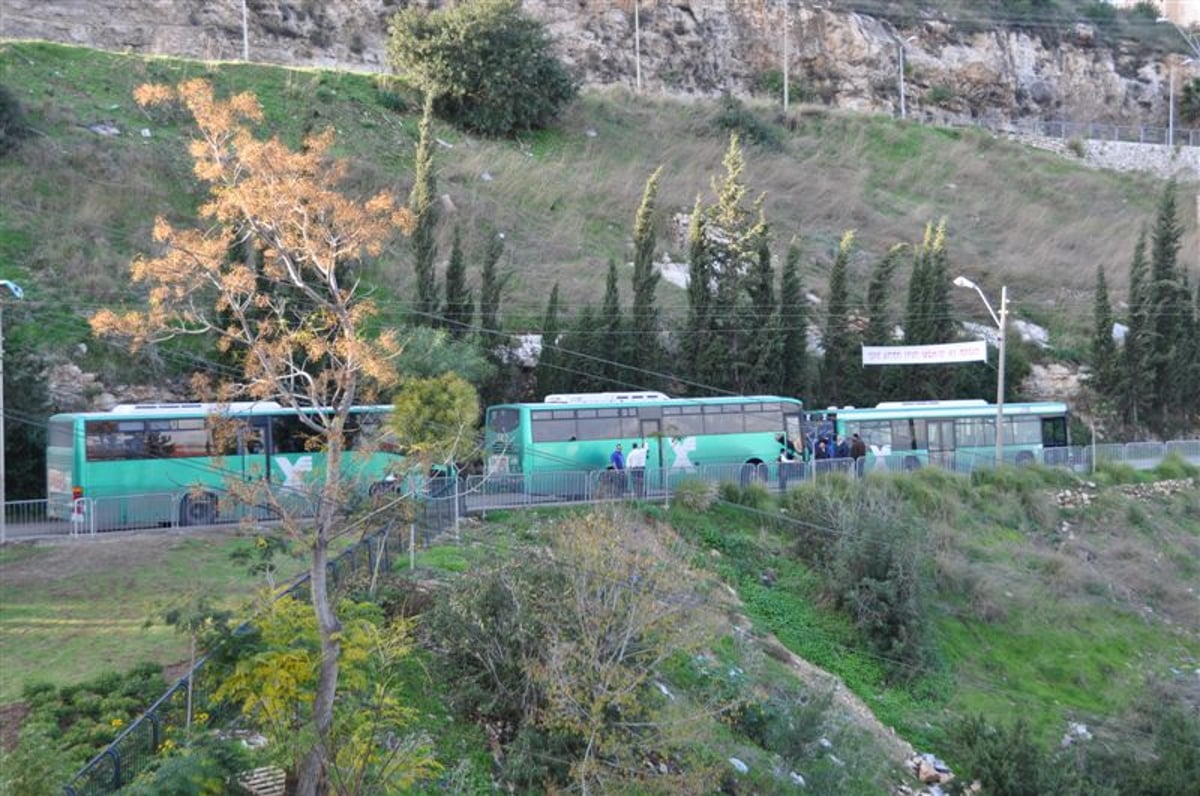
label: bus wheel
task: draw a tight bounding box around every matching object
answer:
[903,456,921,472]
[1015,451,1034,467]
[180,494,217,527]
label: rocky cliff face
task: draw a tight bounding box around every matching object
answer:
[0,1,1187,127]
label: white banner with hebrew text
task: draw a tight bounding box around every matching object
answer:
[861,340,988,366]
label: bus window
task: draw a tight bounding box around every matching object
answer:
[1041,416,1068,447]
[704,410,744,435]
[744,408,780,433]
[86,420,146,461]
[532,414,576,442]
[1012,417,1042,445]
[487,408,520,434]
[49,420,74,449]
[272,415,314,454]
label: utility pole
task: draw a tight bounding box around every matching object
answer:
[241,0,249,61]
[634,0,642,94]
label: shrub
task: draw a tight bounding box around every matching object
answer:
[674,478,718,512]
[717,480,771,509]
[948,714,1082,795]
[1066,136,1086,157]
[0,84,31,157]
[926,84,956,107]
[714,94,783,150]
[386,0,577,136]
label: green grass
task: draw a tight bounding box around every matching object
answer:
[0,530,305,702]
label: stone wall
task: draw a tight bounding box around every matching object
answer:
[1011,133,1200,180]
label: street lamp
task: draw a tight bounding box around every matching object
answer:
[898,35,917,119]
[1157,16,1200,60]
[0,279,24,544]
[954,275,1008,467]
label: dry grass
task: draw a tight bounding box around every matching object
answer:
[2,41,1196,349]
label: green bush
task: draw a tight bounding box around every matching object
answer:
[674,478,718,512]
[0,84,31,157]
[948,714,1082,795]
[714,95,783,150]
[386,0,577,136]
[718,480,772,509]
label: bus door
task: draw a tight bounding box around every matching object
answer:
[927,419,956,470]
[241,417,271,484]
[639,412,662,493]
[1041,415,1069,465]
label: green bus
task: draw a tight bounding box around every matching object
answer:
[483,393,805,481]
[46,402,399,526]
[806,399,1070,471]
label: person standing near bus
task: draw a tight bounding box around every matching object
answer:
[850,433,867,476]
[607,442,626,495]
[626,441,647,497]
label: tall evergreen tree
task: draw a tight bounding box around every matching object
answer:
[479,230,505,337]
[563,304,607,392]
[684,195,713,387]
[776,242,808,399]
[409,95,440,324]
[683,135,768,393]
[1090,265,1117,401]
[902,220,954,399]
[745,233,777,393]
[1148,180,1186,424]
[536,283,565,397]
[630,167,663,388]
[442,224,473,339]
[819,231,859,405]
[601,259,623,386]
[862,244,904,404]
[1122,229,1152,427]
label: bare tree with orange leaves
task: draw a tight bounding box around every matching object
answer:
[91,78,414,795]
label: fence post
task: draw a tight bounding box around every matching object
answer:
[409,523,416,571]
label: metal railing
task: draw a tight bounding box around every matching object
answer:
[956,117,1200,148]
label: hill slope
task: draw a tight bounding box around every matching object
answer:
[0,41,1196,397]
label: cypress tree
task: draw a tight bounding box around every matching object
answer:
[1122,229,1152,427]
[862,245,904,404]
[442,225,473,339]
[479,230,505,337]
[902,220,954,399]
[684,195,713,387]
[1090,265,1117,402]
[777,242,808,399]
[746,231,777,394]
[684,135,768,393]
[536,283,564,397]
[630,167,663,387]
[1148,180,1185,424]
[819,231,859,406]
[564,304,606,392]
[409,95,440,324]
[602,258,623,386]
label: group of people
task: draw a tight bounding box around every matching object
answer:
[778,432,868,463]
[608,441,648,496]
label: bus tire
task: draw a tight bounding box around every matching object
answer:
[1015,451,1034,467]
[903,456,921,472]
[180,494,217,527]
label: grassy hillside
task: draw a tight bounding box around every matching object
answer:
[3,464,1196,793]
[1,40,1196,384]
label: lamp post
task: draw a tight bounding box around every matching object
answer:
[0,279,24,544]
[1157,16,1200,60]
[782,0,790,112]
[898,35,917,119]
[954,276,1008,467]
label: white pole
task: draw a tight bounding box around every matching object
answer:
[1169,66,1176,147]
[241,0,249,61]
[783,2,789,112]
[995,286,1008,468]
[898,43,906,119]
[409,522,416,571]
[634,1,642,94]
